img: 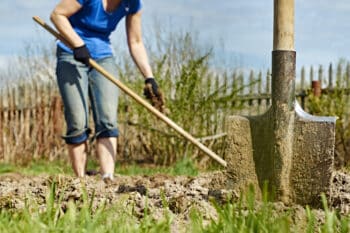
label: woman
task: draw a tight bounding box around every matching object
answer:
[50,0,163,181]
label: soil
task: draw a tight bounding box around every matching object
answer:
[0,170,349,232]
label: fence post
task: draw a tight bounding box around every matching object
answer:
[249,70,254,108]
[257,71,263,114]
[239,71,245,113]
[223,71,228,110]
[346,62,350,89]
[318,65,323,87]
[43,81,51,151]
[336,62,343,87]
[266,69,271,106]
[309,66,314,85]
[329,63,333,89]
[18,81,26,145]
[2,86,9,161]
[33,79,42,158]
[300,66,305,90]
[0,88,3,160]
[7,85,15,162]
[300,67,306,108]
[231,71,237,108]
[23,81,31,141]
[13,84,21,152]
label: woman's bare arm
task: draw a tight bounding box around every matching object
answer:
[50,0,84,48]
[126,11,154,78]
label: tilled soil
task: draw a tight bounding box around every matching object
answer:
[330,171,350,214]
[0,170,349,232]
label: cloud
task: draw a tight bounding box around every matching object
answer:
[0,0,350,72]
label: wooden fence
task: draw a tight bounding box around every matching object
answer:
[233,62,350,115]
[0,62,350,163]
[0,79,64,163]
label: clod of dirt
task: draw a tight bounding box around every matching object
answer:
[117,184,147,196]
[330,171,350,214]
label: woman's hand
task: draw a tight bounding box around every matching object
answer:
[143,78,166,113]
[73,45,91,66]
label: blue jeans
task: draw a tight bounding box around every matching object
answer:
[56,46,119,144]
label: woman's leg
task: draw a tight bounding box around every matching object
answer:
[56,47,90,177]
[89,56,119,180]
[68,141,88,177]
[97,137,117,176]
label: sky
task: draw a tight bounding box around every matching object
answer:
[0,0,349,73]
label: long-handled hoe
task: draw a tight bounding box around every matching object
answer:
[32,16,227,168]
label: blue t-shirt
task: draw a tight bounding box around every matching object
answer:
[58,0,142,59]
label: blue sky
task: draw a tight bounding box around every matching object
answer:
[0,0,349,72]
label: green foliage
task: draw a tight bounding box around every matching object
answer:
[305,59,350,167]
[305,206,316,233]
[171,157,198,176]
[189,186,291,233]
[303,194,350,233]
[117,32,242,168]
[188,190,350,233]
[319,194,350,233]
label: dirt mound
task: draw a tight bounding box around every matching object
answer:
[0,171,233,231]
[0,170,349,231]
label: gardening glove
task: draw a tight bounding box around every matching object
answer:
[143,77,166,113]
[73,44,91,66]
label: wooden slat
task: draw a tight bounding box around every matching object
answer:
[0,88,3,160]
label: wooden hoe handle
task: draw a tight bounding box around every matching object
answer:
[32,16,227,167]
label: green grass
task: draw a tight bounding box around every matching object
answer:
[1,161,348,232]
[1,160,349,232]
[0,180,349,233]
[0,157,199,177]
[0,160,73,176]
[115,157,198,177]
